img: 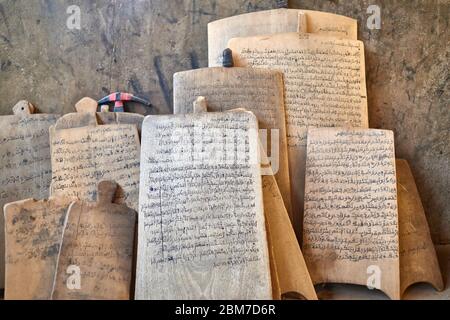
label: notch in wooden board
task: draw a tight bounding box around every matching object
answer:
[297,12,307,34]
[228,31,369,241]
[12,100,35,115]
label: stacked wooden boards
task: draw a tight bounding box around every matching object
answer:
[203,8,443,299]
[3,111,142,299]
[0,7,444,300]
[0,106,59,289]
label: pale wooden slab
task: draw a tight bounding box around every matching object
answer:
[4,196,72,299]
[303,127,400,300]
[12,100,35,115]
[229,32,369,239]
[173,67,293,221]
[262,173,317,300]
[397,159,444,294]
[49,118,141,211]
[208,8,357,66]
[265,212,281,300]
[136,111,272,299]
[0,113,59,289]
[52,181,136,300]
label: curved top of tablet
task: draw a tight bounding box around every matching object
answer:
[208,8,357,66]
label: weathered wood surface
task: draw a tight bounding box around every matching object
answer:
[53,112,144,136]
[75,97,98,113]
[175,99,316,300]
[4,196,72,300]
[397,159,444,295]
[289,0,449,245]
[314,244,450,300]
[229,32,369,239]
[136,111,272,299]
[262,173,317,300]
[265,211,281,300]
[52,181,136,300]
[0,113,59,289]
[303,127,400,300]
[208,8,357,66]
[301,146,443,299]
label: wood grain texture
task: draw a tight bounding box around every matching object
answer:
[136,111,272,299]
[4,196,72,300]
[52,181,137,300]
[265,212,281,300]
[75,97,98,113]
[397,159,444,295]
[0,113,59,289]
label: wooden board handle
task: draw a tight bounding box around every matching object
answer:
[193,96,208,113]
[13,100,35,115]
[75,97,98,113]
[97,181,118,204]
